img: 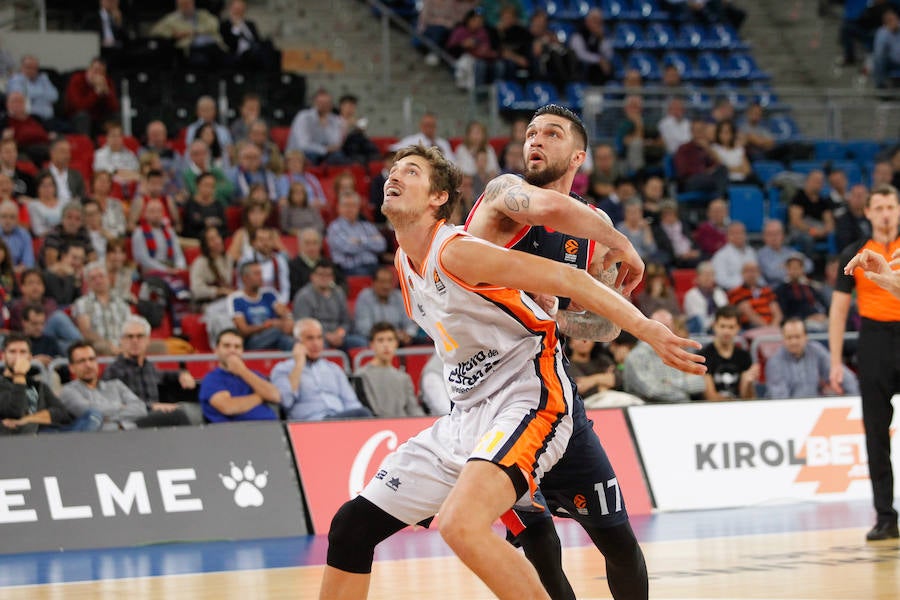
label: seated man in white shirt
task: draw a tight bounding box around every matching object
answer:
[92,121,140,184]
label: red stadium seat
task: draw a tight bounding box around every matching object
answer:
[183,245,201,265]
[280,234,298,258]
[489,137,510,157]
[370,136,397,156]
[65,133,95,184]
[671,268,697,309]
[271,126,290,152]
[181,313,211,352]
[225,205,243,232]
[346,275,373,301]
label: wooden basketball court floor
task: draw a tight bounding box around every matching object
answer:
[1,498,897,599]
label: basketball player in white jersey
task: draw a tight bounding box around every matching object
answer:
[319,145,705,600]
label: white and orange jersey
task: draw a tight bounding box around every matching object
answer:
[396,221,563,409]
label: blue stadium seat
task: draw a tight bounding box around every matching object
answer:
[605,54,623,79]
[626,51,661,80]
[770,115,801,141]
[613,22,643,50]
[565,82,586,111]
[693,52,726,81]
[768,187,787,222]
[753,89,790,113]
[751,160,786,186]
[725,54,771,81]
[683,86,711,110]
[603,78,625,99]
[715,83,748,110]
[527,81,561,106]
[550,21,575,44]
[813,140,848,161]
[601,0,632,20]
[843,140,882,163]
[645,23,677,49]
[674,23,704,50]
[546,0,593,20]
[662,51,692,80]
[707,24,750,50]
[831,160,864,186]
[496,80,534,112]
[635,0,670,20]
[790,160,826,175]
[728,185,766,233]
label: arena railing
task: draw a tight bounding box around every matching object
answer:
[46,348,352,382]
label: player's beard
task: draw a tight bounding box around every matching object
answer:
[524,156,568,188]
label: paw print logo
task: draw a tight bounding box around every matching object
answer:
[219,461,268,508]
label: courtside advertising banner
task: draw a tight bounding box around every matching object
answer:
[628,396,900,511]
[0,422,307,553]
[290,408,650,533]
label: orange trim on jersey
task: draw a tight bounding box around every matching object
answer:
[852,239,900,321]
[463,193,484,229]
[416,219,447,278]
[494,356,567,496]
[437,234,506,292]
[395,252,413,319]
[463,191,531,249]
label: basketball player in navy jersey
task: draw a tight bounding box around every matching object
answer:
[319,145,706,599]
[466,104,651,599]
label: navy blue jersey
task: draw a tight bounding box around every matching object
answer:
[466,190,596,310]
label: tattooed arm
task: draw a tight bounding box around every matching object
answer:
[474,174,645,293]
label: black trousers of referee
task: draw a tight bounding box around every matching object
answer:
[857,318,900,525]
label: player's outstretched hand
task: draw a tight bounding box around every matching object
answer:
[641,320,707,375]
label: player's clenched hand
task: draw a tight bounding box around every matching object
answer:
[641,320,706,375]
[604,243,644,296]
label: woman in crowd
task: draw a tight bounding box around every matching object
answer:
[226,188,282,261]
[277,149,327,208]
[190,226,236,304]
[710,120,758,186]
[454,120,500,178]
[637,262,682,318]
[28,173,63,238]
[90,170,128,237]
[565,337,618,397]
[279,181,325,237]
[106,238,136,303]
[196,122,230,171]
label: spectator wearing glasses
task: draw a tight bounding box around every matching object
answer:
[60,341,190,430]
[102,315,202,425]
[0,333,103,435]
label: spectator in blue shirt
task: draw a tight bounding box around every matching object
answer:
[765,318,859,399]
[198,328,280,422]
[326,190,387,277]
[874,9,900,89]
[0,198,34,272]
[270,318,372,421]
[229,260,294,350]
[6,55,59,124]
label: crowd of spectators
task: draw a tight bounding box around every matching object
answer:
[3,0,899,436]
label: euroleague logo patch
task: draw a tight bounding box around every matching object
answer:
[564,239,579,263]
[433,270,446,293]
[572,493,589,515]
